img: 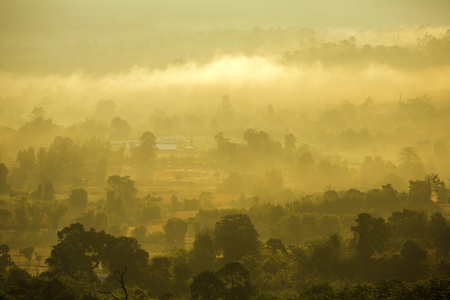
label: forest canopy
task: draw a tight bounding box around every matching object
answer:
[0,1,449,299]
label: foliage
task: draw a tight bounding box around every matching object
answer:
[214,214,260,261]
[46,223,149,286]
[67,188,88,209]
[163,218,188,244]
[190,270,225,300]
[351,213,390,260]
[132,131,157,162]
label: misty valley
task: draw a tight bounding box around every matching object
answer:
[1,2,450,299]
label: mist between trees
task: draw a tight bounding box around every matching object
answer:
[0,16,450,300]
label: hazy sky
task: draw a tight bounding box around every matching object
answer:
[1,0,449,29]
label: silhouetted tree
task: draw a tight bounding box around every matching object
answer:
[46,223,100,280]
[46,202,68,228]
[100,266,129,300]
[68,188,88,209]
[132,131,157,162]
[351,213,390,260]
[16,147,36,169]
[216,261,253,300]
[106,175,137,203]
[214,214,259,261]
[189,229,217,274]
[399,147,425,179]
[35,253,42,266]
[30,181,55,201]
[0,244,14,274]
[429,212,450,257]
[171,194,180,211]
[163,218,188,244]
[173,262,192,296]
[400,240,427,281]
[408,179,432,204]
[146,256,172,297]
[49,136,75,168]
[190,270,225,300]
[131,225,148,242]
[388,209,428,239]
[214,132,237,161]
[266,238,287,255]
[284,133,297,151]
[308,234,341,275]
[109,117,132,140]
[47,223,149,286]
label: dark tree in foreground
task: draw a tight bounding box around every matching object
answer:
[99,266,128,300]
[351,213,390,260]
[46,223,100,280]
[216,261,253,300]
[190,270,225,300]
[189,229,217,274]
[400,240,428,281]
[214,214,259,261]
[46,223,149,286]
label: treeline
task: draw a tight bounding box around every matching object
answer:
[1,23,448,75]
[2,93,450,195]
[1,157,448,244]
[0,208,449,299]
[283,32,450,70]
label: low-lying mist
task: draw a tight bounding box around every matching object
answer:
[1,55,450,127]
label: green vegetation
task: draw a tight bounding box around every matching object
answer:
[0,1,449,298]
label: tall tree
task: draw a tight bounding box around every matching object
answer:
[133,131,157,162]
[214,214,259,261]
[351,213,390,260]
[68,188,88,209]
[216,261,253,300]
[189,229,217,274]
[399,240,428,281]
[190,270,225,300]
[163,217,188,244]
[106,175,137,203]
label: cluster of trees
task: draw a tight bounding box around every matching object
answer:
[14,125,157,185]
[1,209,449,299]
[15,136,110,181]
[284,32,450,70]
[3,92,450,199]
[214,122,450,193]
[214,129,283,167]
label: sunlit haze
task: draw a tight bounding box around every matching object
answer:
[0,1,449,299]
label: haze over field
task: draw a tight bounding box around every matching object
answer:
[0,1,450,299]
